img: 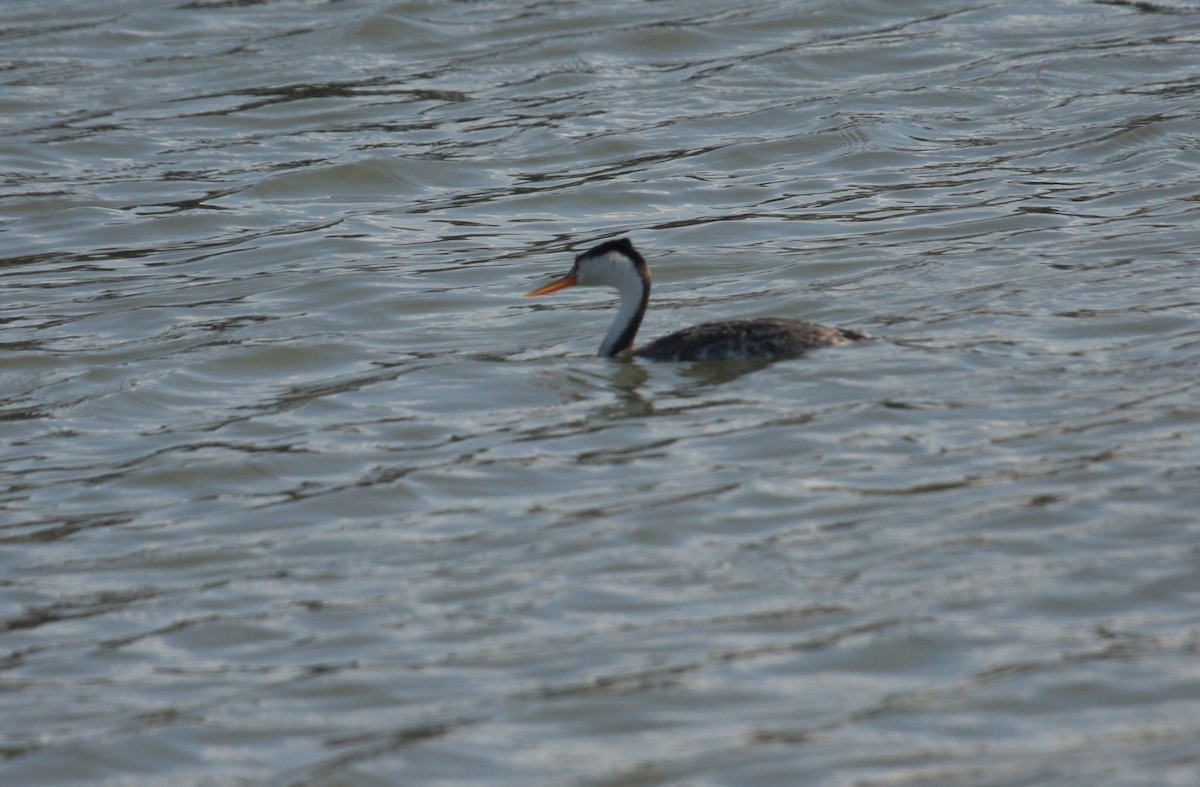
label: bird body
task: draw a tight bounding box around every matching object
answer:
[636,317,864,362]
[525,238,867,361]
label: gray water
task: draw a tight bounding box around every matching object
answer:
[3,0,1200,784]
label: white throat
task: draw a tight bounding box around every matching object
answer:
[598,278,645,356]
[577,251,649,357]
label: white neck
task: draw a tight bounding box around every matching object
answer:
[580,251,649,357]
[599,280,645,356]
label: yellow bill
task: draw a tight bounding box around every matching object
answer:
[524,272,578,297]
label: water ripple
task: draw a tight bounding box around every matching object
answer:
[3,0,1200,784]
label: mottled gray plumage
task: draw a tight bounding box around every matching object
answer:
[634,318,868,362]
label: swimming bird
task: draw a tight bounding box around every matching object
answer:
[524,238,868,361]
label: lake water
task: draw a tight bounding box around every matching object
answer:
[3,0,1200,784]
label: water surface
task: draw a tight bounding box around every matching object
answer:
[3,0,1200,784]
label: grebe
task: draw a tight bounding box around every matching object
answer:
[524,238,868,362]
